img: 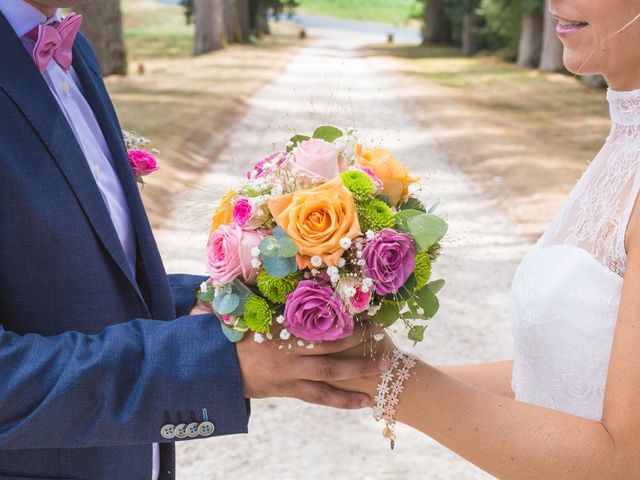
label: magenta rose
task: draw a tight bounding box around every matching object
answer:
[292,139,340,180]
[232,197,254,227]
[248,152,287,179]
[349,286,372,314]
[362,229,416,296]
[284,279,354,342]
[207,223,264,285]
[128,149,159,177]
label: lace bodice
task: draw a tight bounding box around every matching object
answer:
[511,88,640,420]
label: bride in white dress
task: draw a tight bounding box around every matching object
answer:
[336,1,640,478]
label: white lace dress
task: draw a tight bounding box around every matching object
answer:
[511,88,640,421]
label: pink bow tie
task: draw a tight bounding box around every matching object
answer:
[25,13,83,73]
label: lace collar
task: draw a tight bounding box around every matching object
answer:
[608,88,640,126]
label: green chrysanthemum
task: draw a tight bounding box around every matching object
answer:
[256,270,299,304]
[414,251,432,290]
[358,198,396,232]
[340,170,376,203]
[243,295,273,333]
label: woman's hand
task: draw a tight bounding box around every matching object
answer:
[327,325,396,401]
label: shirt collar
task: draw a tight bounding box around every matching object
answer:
[0,1,61,38]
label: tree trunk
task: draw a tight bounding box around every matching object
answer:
[223,0,238,43]
[74,0,127,76]
[517,11,543,68]
[250,0,270,37]
[462,14,482,56]
[236,0,251,42]
[422,0,449,45]
[194,0,226,55]
[538,0,565,72]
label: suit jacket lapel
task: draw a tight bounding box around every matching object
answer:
[72,35,176,319]
[0,13,148,314]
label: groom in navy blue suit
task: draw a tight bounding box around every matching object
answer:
[0,1,385,479]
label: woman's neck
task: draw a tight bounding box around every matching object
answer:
[24,1,57,19]
[606,64,640,92]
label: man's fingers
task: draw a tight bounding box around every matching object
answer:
[299,326,370,355]
[293,380,371,409]
[296,355,388,382]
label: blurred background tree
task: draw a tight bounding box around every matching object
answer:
[75,0,128,76]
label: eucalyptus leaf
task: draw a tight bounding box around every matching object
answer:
[407,214,449,251]
[408,325,427,344]
[288,134,310,151]
[278,236,299,257]
[413,287,440,319]
[400,197,427,213]
[372,301,402,328]
[259,237,279,258]
[395,209,423,232]
[427,278,445,294]
[312,126,343,143]
[213,292,240,315]
[272,226,287,240]
[263,255,298,278]
[220,324,246,343]
[195,286,215,303]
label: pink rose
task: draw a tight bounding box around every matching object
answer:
[128,149,159,177]
[207,224,264,286]
[292,139,340,180]
[349,286,372,314]
[248,152,287,179]
[232,198,254,227]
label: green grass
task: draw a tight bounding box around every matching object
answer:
[122,0,195,60]
[296,0,419,25]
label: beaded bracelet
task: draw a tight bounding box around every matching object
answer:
[372,348,417,449]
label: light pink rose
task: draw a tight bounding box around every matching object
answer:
[292,139,340,180]
[349,286,372,314]
[128,149,159,177]
[207,224,264,286]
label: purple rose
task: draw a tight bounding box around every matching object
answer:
[362,229,416,296]
[284,279,354,342]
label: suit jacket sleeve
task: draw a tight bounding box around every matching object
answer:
[0,311,249,450]
[168,273,207,318]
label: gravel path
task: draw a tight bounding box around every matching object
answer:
[156,24,532,480]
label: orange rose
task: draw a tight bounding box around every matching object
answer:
[268,177,361,268]
[354,145,419,206]
[211,190,237,234]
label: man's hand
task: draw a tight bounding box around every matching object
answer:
[190,300,213,316]
[236,327,389,409]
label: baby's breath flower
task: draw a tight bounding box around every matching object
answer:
[339,237,352,249]
[337,257,347,268]
[280,328,291,340]
[311,256,323,268]
[251,247,261,258]
[254,332,265,344]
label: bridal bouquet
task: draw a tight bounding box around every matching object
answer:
[196,126,447,345]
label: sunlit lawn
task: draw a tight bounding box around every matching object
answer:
[296,0,419,25]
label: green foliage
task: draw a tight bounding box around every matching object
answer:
[244,295,274,333]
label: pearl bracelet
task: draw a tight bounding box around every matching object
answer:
[372,348,417,449]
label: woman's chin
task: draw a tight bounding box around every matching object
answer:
[562,50,602,77]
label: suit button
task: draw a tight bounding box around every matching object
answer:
[186,422,200,438]
[174,423,188,439]
[198,421,215,437]
[160,424,176,439]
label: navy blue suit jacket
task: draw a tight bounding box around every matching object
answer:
[0,13,248,480]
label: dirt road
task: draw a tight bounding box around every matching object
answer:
[156,22,532,480]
